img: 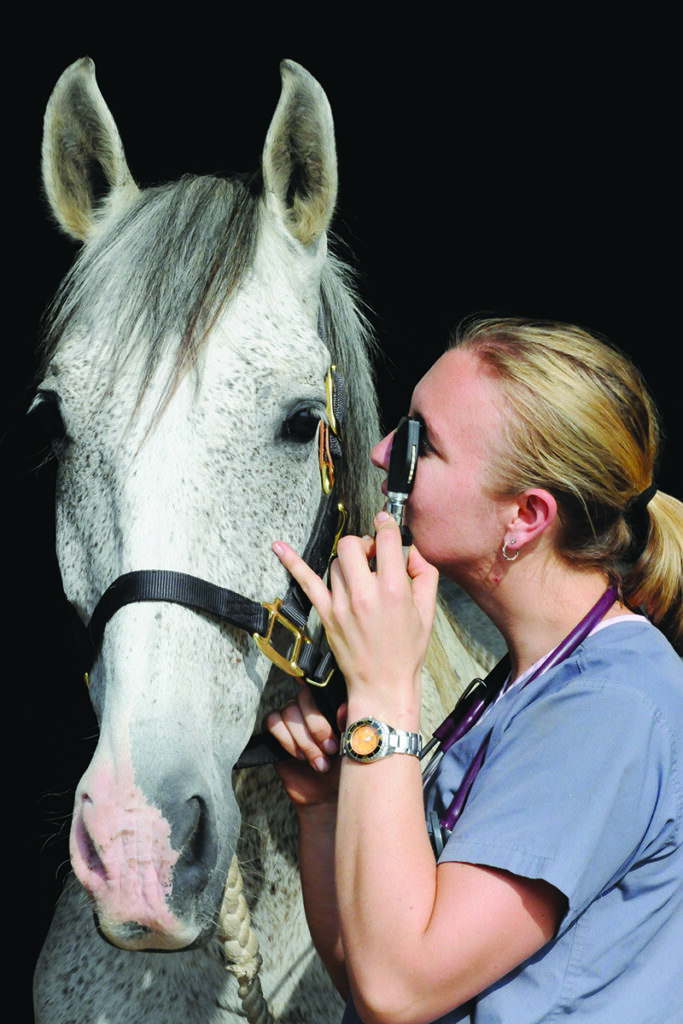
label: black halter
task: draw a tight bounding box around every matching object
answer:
[67,365,348,770]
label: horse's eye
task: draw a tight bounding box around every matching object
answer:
[283,408,321,443]
[29,390,68,453]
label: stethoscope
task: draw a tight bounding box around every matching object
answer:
[421,582,619,857]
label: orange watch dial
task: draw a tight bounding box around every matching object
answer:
[349,723,380,756]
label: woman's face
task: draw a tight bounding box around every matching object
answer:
[372,348,512,586]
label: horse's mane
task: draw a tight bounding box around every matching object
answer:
[319,252,381,535]
[40,171,381,536]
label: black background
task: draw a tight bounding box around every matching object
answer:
[7,23,678,1013]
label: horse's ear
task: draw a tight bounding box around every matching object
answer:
[262,60,338,247]
[42,57,139,241]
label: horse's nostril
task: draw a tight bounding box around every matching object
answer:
[181,797,203,857]
[172,796,217,898]
[74,807,107,881]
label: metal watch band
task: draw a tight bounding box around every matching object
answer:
[340,717,422,763]
[387,729,422,756]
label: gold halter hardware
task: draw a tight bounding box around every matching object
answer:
[325,365,339,435]
[331,502,347,558]
[319,424,335,493]
[252,598,335,687]
[253,599,310,677]
[319,365,341,494]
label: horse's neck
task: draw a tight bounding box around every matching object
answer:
[421,595,495,734]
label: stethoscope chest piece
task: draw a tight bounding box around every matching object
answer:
[427,810,449,858]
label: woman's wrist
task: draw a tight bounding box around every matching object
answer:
[296,797,339,828]
[344,675,422,733]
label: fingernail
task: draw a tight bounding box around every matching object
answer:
[375,510,391,523]
[322,738,338,754]
[313,756,329,773]
[272,541,285,556]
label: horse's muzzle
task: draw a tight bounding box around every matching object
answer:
[70,762,223,951]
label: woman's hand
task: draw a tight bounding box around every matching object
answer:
[264,687,344,809]
[272,511,439,727]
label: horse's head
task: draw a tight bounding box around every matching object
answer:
[35,58,379,951]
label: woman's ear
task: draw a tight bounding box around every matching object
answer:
[503,489,558,554]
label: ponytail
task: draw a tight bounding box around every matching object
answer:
[626,492,683,654]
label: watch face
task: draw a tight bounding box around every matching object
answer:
[344,718,387,762]
[349,722,381,757]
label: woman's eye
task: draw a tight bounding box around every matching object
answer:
[283,408,321,443]
[418,431,433,456]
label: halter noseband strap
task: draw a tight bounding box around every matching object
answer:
[88,570,269,652]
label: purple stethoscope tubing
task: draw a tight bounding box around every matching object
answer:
[423,582,619,843]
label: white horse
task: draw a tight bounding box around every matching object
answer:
[32,58,494,1023]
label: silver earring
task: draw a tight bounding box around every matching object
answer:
[502,538,519,561]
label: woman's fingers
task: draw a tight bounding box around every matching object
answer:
[265,688,343,809]
[373,512,439,616]
[264,685,338,773]
[272,540,332,617]
[406,540,440,620]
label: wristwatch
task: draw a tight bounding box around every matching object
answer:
[340,717,422,763]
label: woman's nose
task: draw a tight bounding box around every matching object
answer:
[371,432,393,470]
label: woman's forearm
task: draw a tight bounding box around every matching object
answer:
[335,747,439,1020]
[297,804,350,1000]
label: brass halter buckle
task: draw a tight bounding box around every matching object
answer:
[253,598,337,687]
[253,598,311,677]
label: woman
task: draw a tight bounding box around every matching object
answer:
[266,317,683,1024]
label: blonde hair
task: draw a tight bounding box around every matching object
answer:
[451,316,683,653]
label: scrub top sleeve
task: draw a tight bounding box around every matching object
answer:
[439,677,680,923]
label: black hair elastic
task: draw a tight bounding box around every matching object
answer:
[625,483,657,561]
